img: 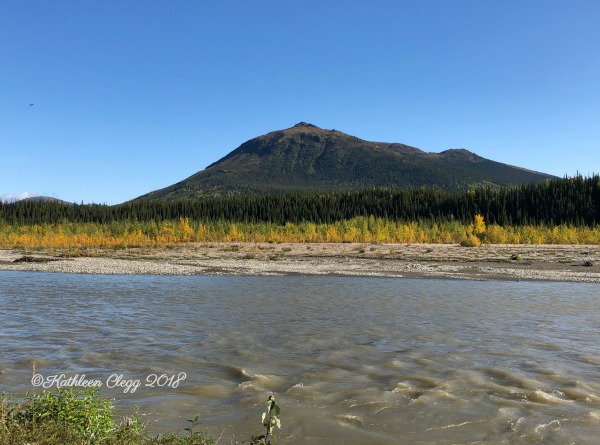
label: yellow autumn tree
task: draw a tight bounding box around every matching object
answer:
[474,214,486,236]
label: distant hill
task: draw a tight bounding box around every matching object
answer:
[19,196,72,205]
[135,122,556,200]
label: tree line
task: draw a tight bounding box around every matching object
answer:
[1,175,599,227]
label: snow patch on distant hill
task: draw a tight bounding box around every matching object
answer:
[0,192,39,203]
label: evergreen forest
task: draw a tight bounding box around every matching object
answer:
[2,176,599,226]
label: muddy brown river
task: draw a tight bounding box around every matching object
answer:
[1,271,599,444]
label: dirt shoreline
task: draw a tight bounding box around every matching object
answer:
[1,243,600,282]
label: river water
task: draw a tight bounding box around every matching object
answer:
[1,271,600,444]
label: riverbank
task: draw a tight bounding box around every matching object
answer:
[1,243,599,282]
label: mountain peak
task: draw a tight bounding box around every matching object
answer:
[439,148,484,162]
[293,122,318,128]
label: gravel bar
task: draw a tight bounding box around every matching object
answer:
[1,243,600,282]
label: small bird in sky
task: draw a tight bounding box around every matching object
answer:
[29,103,34,106]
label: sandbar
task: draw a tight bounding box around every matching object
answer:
[1,243,600,282]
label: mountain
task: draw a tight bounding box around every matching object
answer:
[136,122,556,200]
[19,196,73,205]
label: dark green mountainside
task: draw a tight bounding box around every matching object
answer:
[136,122,555,200]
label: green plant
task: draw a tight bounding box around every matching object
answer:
[262,395,281,443]
[112,410,144,441]
[184,414,206,439]
[247,395,281,445]
[24,387,115,441]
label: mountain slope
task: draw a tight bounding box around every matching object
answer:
[19,196,73,205]
[136,122,555,200]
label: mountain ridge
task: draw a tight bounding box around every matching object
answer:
[136,122,555,200]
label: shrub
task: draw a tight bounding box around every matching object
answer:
[12,388,115,442]
[0,389,214,445]
[460,234,481,247]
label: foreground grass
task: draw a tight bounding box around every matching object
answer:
[1,389,215,445]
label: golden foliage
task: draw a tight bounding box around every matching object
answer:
[474,214,486,236]
[1,216,600,249]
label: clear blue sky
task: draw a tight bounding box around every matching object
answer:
[2,0,599,204]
